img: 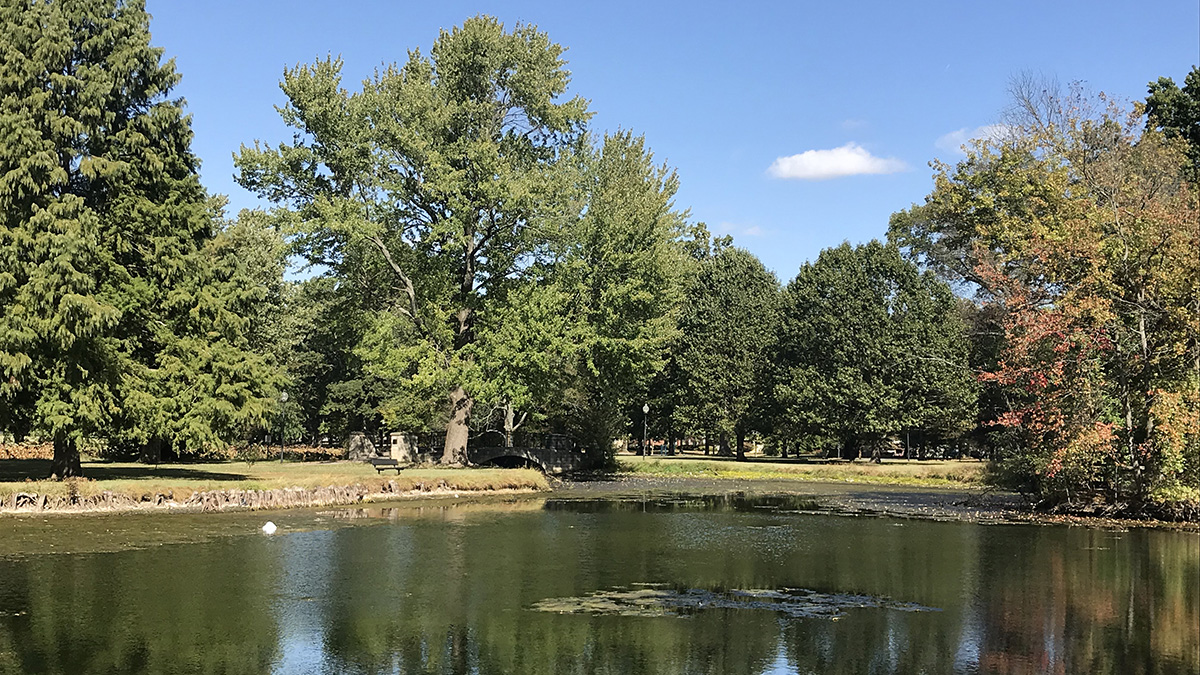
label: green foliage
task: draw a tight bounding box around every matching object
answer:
[0,0,278,475]
[555,132,690,457]
[237,16,591,462]
[775,241,976,457]
[672,247,780,456]
[1146,66,1200,180]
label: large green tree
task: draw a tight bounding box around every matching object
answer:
[0,0,277,476]
[674,247,780,460]
[552,131,690,459]
[775,241,976,458]
[238,17,590,463]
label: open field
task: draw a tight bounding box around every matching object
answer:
[0,458,548,504]
[618,453,988,488]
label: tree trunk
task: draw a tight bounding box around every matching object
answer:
[442,386,472,465]
[735,427,746,461]
[704,434,710,456]
[503,402,515,448]
[718,431,731,457]
[140,437,163,464]
[49,434,82,480]
[781,442,788,459]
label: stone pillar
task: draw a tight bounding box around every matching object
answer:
[347,432,376,461]
[388,432,414,463]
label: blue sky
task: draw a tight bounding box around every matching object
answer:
[146,0,1198,280]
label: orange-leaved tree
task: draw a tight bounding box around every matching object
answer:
[892,82,1199,511]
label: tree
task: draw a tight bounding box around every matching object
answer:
[674,247,780,460]
[237,17,590,464]
[0,0,277,476]
[643,223,726,455]
[1146,66,1200,180]
[775,242,976,459]
[891,82,1200,508]
[291,278,389,445]
[553,131,690,460]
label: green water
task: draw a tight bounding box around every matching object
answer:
[0,493,1196,674]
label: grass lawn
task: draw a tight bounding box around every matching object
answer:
[0,458,548,502]
[619,452,988,488]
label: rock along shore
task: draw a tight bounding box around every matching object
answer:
[0,480,541,516]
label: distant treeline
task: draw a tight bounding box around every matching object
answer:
[0,3,1196,510]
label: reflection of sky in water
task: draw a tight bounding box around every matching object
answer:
[271,530,337,674]
[952,599,983,673]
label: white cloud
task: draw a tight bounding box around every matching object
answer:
[767,143,907,181]
[935,124,1014,156]
[716,222,766,238]
[840,118,868,130]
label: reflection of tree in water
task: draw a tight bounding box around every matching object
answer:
[971,527,1199,675]
[0,541,280,674]
[1,501,1194,674]
[312,502,1198,675]
[316,504,785,673]
[309,500,968,673]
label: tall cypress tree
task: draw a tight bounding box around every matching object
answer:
[0,0,277,477]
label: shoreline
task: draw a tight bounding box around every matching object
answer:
[0,479,546,517]
[2,471,1195,531]
[550,475,1200,532]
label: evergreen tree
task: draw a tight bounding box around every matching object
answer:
[0,0,277,476]
[1146,67,1200,180]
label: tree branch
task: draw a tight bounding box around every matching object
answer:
[367,234,425,334]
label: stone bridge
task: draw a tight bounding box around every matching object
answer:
[391,431,589,474]
[467,444,586,474]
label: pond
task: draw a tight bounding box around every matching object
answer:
[0,491,1196,674]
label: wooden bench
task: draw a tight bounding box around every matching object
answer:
[367,457,403,474]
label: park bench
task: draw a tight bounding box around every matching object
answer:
[367,457,403,474]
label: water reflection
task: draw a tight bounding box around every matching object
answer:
[0,495,1195,674]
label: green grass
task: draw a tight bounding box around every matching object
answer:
[0,458,549,502]
[619,454,987,488]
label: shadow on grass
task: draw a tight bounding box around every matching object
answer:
[633,452,983,466]
[631,453,838,465]
[0,459,249,483]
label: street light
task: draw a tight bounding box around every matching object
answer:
[642,403,650,457]
[279,392,289,462]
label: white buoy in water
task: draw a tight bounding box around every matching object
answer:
[261,521,277,534]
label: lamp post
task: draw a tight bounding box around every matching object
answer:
[642,403,650,457]
[278,392,289,462]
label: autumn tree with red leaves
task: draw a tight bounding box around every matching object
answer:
[891,81,1199,513]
